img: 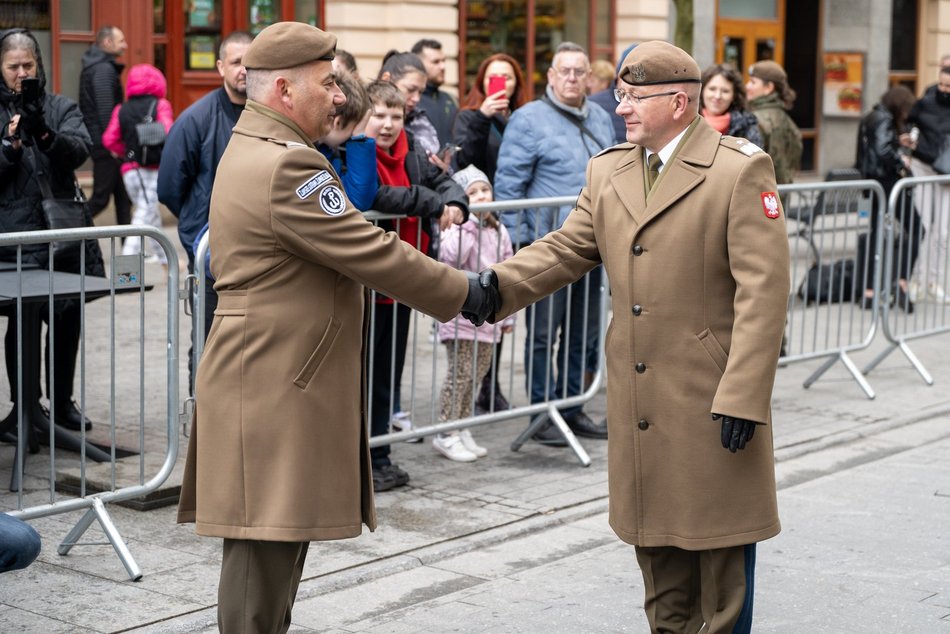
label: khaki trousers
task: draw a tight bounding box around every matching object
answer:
[634,543,755,634]
[217,538,309,633]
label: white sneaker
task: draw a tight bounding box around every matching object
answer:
[432,433,478,462]
[927,282,950,304]
[459,429,487,457]
[908,280,920,303]
[391,411,423,443]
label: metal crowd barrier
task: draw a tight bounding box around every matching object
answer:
[865,174,950,384]
[193,196,607,466]
[780,179,886,398]
[0,225,180,581]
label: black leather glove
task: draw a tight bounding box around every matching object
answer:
[17,98,48,141]
[461,269,501,326]
[711,413,760,453]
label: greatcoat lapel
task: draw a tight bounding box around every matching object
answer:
[608,145,646,225]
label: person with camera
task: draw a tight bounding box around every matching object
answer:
[0,28,104,432]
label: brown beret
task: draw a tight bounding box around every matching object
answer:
[242,21,336,71]
[618,40,701,86]
[749,60,787,85]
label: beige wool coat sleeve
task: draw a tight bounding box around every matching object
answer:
[491,119,790,549]
[177,102,468,542]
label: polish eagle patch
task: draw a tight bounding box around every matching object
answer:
[761,192,780,219]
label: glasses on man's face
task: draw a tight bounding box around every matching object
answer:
[613,89,681,105]
[553,66,590,79]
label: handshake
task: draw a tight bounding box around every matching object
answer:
[461,270,501,326]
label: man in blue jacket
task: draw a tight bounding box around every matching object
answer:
[494,42,615,445]
[157,31,253,385]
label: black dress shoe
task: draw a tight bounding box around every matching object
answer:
[895,285,914,314]
[52,401,92,431]
[564,411,608,439]
[531,420,568,446]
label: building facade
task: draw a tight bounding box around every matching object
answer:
[2,0,947,175]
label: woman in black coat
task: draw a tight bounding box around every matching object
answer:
[452,53,528,183]
[856,85,920,311]
[0,28,104,431]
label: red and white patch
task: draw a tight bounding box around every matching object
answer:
[761,192,780,219]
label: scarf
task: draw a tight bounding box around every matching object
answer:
[374,128,429,302]
[703,109,731,135]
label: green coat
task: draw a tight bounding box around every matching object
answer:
[177,101,468,541]
[749,93,802,184]
[490,118,790,550]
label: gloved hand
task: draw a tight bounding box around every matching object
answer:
[711,413,760,453]
[461,269,500,326]
[17,98,48,141]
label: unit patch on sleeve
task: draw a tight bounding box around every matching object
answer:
[761,192,780,219]
[296,170,333,200]
[319,185,346,215]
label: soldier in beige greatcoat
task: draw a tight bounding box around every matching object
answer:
[174,22,486,631]
[469,41,790,633]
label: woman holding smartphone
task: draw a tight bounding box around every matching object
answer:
[453,53,527,182]
[0,28,104,432]
[451,53,527,414]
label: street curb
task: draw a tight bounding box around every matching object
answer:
[130,497,610,632]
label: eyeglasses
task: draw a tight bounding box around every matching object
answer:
[613,89,682,105]
[553,66,590,79]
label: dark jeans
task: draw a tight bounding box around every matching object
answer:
[524,267,601,417]
[369,301,410,468]
[88,149,131,226]
[3,300,82,406]
[0,513,41,573]
[185,250,218,395]
[864,185,923,291]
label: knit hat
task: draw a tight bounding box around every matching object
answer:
[618,40,701,86]
[452,165,491,193]
[748,60,787,85]
[242,22,336,71]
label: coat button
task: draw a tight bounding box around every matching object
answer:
[636,362,646,373]
[638,419,649,430]
[632,304,642,316]
[632,244,643,256]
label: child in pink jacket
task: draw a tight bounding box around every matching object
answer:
[434,165,516,462]
[102,63,173,264]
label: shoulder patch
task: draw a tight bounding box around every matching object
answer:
[720,136,763,157]
[319,185,346,216]
[297,170,333,200]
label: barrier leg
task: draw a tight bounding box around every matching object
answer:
[802,352,876,399]
[897,341,934,385]
[509,406,591,467]
[58,497,142,581]
[838,351,876,399]
[861,342,898,375]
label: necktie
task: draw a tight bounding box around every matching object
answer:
[647,153,663,191]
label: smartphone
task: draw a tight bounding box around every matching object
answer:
[487,75,506,97]
[20,77,41,105]
[438,142,460,161]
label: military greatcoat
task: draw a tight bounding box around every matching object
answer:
[177,102,468,541]
[491,117,790,550]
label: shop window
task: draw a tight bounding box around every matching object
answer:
[60,1,90,31]
[295,0,319,26]
[889,0,917,88]
[59,41,86,101]
[154,0,165,34]
[185,0,221,71]
[249,0,280,35]
[720,0,777,20]
[464,0,596,99]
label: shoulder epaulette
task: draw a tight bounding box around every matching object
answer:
[719,135,764,158]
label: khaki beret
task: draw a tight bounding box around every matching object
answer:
[242,21,336,71]
[618,40,701,86]
[749,60,787,85]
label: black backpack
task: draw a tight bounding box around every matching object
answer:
[119,95,165,167]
